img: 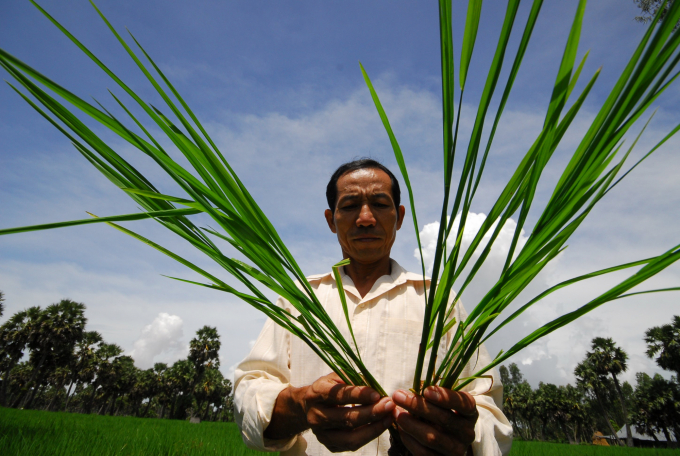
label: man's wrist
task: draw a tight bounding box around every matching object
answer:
[264,384,310,440]
[289,384,310,424]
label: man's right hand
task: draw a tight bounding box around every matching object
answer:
[264,372,395,453]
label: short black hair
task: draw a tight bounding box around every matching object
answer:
[326,158,401,215]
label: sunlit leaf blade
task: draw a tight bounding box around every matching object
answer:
[331,259,361,359]
[459,0,483,90]
[0,208,200,236]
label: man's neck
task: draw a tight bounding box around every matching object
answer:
[342,256,392,298]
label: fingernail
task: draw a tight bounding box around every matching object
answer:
[370,391,380,402]
[424,387,439,401]
[384,400,395,412]
[393,390,407,404]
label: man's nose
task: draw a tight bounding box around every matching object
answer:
[357,203,376,227]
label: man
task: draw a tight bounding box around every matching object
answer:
[235,159,512,455]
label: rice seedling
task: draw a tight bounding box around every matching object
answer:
[360,0,680,395]
[1,0,679,432]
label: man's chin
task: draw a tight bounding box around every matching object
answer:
[347,248,389,264]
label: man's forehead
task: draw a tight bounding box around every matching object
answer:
[336,168,392,193]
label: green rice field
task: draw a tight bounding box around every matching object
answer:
[510,441,679,456]
[0,407,271,456]
[1,407,678,455]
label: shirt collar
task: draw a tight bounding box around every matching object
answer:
[307,259,430,305]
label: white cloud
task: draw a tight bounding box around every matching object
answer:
[129,313,185,369]
[415,212,528,276]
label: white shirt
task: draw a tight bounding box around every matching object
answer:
[234,260,513,455]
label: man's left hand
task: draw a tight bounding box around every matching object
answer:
[391,386,478,455]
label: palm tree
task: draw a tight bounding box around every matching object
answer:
[22,299,86,409]
[84,342,122,414]
[211,377,234,422]
[0,290,5,317]
[99,355,137,416]
[631,372,662,443]
[575,358,623,445]
[193,366,229,421]
[7,361,34,407]
[560,384,590,445]
[0,308,33,405]
[588,337,634,446]
[635,0,679,28]
[632,372,680,447]
[533,382,561,441]
[189,326,221,373]
[45,365,70,411]
[9,306,42,407]
[166,359,195,419]
[130,367,158,417]
[152,363,171,418]
[64,331,103,411]
[645,316,680,377]
[188,326,221,416]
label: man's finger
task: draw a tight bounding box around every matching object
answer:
[325,380,382,405]
[423,387,477,416]
[392,390,454,425]
[398,429,439,456]
[314,397,394,430]
[396,409,469,455]
[315,415,394,453]
[325,372,346,384]
[392,390,476,442]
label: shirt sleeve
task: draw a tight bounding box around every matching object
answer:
[234,297,298,453]
[450,301,514,456]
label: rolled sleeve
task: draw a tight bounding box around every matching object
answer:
[452,302,514,455]
[235,372,295,452]
[472,394,514,455]
[234,302,299,452]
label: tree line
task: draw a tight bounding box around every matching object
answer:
[500,317,680,448]
[0,292,233,422]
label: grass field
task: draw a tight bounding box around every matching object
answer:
[0,407,273,456]
[1,407,679,455]
[510,441,679,456]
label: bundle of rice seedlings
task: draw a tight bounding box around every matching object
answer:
[361,0,680,397]
[1,4,679,453]
[0,1,380,394]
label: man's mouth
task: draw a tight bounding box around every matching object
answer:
[354,236,381,242]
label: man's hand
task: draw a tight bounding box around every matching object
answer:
[391,386,478,456]
[265,373,395,453]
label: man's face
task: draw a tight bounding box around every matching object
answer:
[324,168,405,265]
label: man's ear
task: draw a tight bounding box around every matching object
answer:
[324,209,337,234]
[396,205,406,230]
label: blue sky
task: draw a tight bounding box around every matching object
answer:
[1,0,679,388]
